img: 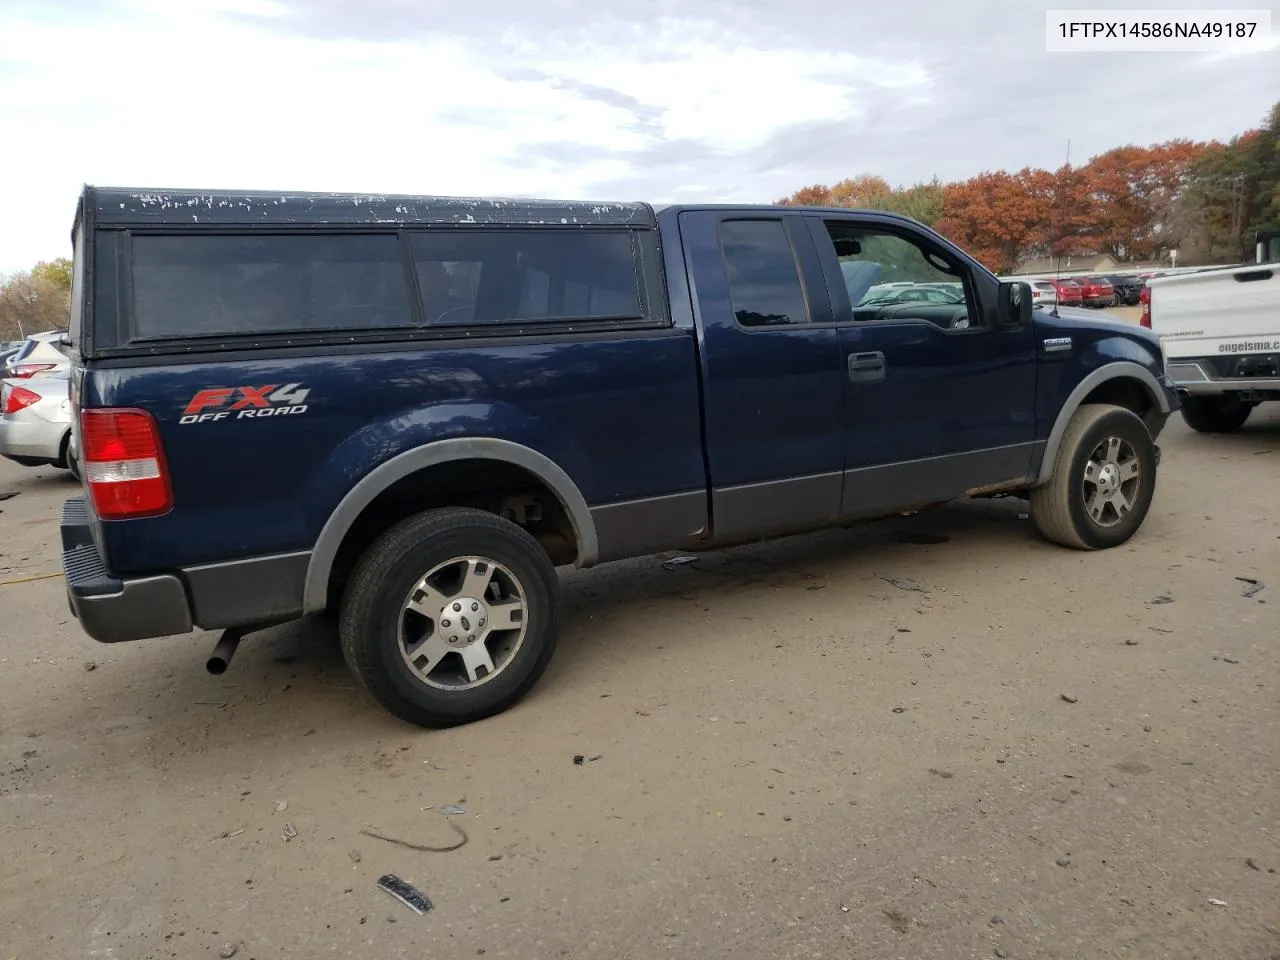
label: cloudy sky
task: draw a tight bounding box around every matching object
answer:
[1,0,1277,272]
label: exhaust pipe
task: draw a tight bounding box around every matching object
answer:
[206,629,245,675]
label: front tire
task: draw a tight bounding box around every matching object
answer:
[339,507,560,728]
[1030,403,1158,550]
[1179,395,1254,433]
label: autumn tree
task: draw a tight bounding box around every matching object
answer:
[774,100,1279,269]
[935,169,1046,272]
[0,270,70,341]
[1083,140,1206,261]
[891,178,947,227]
[1170,102,1279,263]
[778,176,945,226]
[777,184,833,206]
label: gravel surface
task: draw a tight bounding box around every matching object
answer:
[1,401,1276,960]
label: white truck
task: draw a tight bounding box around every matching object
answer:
[1146,229,1280,432]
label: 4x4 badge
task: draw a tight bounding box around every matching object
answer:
[179,383,311,424]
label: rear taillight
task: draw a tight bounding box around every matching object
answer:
[1139,286,1151,328]
[81,408,173,519]
[3,385,41,414]
[8,363,56,378]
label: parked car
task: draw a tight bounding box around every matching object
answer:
[860,283,965,305]
[59,185,1177,728]
[4,330,71,379]
[1146,246,1279,433]
[1104,274,1145,306]
[1000,278,1059,309]
[0,373,77,475]
[1074,276,1116,307]
[0,342,24,369]
[1050,278,1083,306]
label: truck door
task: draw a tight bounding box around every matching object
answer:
[679,210,843,543]
[804,214,1039,518]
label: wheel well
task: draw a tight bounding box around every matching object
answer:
[1081,377,1151,416]
[1080,377,1163,433]
[326,458,579,607]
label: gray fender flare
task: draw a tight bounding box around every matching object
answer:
[1035,362,1172,485]
[302,438,598,612]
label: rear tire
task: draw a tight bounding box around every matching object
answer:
[339,507,559,728]
[1030,403,1158,550]
[1179,395,1254,433]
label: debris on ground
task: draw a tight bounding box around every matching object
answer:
[218,943,237,958]
[0,491,19,502]
[1245,857,1260,871]
[1207,897,1227,907]
[882,908,911,933]
[927,768,954,779]
[1060,694,1079,704]
[662,556,698,569]
[1125,638,1139,645]
[1235,577,1265,598]
[1222,656,1240,664]
[589,755,602,762]
[990,916,1002,925]
[83,661,97,671]
[877,573,927,593]
[995,948,1010,958]
[892,706,906,714]
[274,800,288,813]
[488,854,503,861]
[349,849,361,863]
[282,823,297,840]
[1151,594,1174,605]
[360,820,468,853]
[195,699,228,707]
[573,754,585,765]
[439,803,466,815]
[1055,856,1071,867]
[376,874,433,915]
[1148,626,1173,634]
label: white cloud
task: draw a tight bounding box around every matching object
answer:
[0,1,926,271]
[0,0,1273,274]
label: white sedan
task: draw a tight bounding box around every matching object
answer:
[0,374,77,476]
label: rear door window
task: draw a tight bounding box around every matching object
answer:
[718,219,811,327]
[130,234,412,339]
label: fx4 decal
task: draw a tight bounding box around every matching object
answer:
[180,384,310,424]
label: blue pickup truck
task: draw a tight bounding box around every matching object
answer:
[59,186,1178,727]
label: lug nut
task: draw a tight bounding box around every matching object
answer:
[453,603,461,612]
[442,619,450,627]
[472,602,479,611]
[479,619,486,627]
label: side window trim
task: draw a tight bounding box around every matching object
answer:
[805,214,983,333]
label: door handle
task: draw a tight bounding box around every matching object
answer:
[848,351,885,382]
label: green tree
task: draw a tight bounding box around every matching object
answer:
[30,257,73,292]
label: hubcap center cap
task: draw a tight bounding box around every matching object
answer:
[439,596,489,648]
[1096,461,1121,496]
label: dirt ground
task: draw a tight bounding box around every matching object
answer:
[2,395,1278,960]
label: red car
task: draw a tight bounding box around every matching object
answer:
[1050,278,1082,306]
[1074,275,1116,307]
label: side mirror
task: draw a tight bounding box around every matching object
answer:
[997,281,1033,328]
